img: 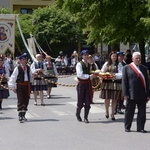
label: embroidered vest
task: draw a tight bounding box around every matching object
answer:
[45,62,55,76]
[34,61,44,69]
[91,63,97,71]
[80,61,90,74]
[17,65,30,82]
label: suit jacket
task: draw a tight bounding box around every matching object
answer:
[122,64,150,100]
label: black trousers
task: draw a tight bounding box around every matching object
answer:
[124,100,146,130]
[17,84,30,111]
[76,83,91,110]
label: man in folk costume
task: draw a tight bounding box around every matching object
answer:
[122,52,150,133]
[8,53,33,123]
[115,52,126,114]
[88,55,99,103]
[76,50,97,123]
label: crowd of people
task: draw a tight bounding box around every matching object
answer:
[76,49,150,133]
[0,49,150,133]
[0,53,58,123]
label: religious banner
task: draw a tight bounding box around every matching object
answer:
[0,14,15,54]
[27,37,37,56]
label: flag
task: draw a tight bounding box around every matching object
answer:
[0,14,15,54]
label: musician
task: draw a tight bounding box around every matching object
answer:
[88,55,99,103]
[45,55,58,99]
[8,53,32,122]
[0,56,9,109]
[122,52,150,133]
[30,54,47,106]
[76,50,97,123]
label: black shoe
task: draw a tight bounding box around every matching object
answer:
[76,108,82,122]
[125,129,131,132]
[84,118,89,123]
[47,95,51,99]
[76,115,82,122]
[137,130,147,133]
[117,110,124,114]
[111,117,116,121]
[105,115,109,119]
[122,105,126,109]
[41,103,45,106]
[19,116,24,123]
[22,117,27,121]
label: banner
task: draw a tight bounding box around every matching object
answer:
[27,37,37,56]
[0,14,15,54]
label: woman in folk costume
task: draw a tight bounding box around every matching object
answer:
[0,56,10,109]
[100,51,122,121]
[76,50,97,123]
[45,55,58,99]
[31,54,47,106]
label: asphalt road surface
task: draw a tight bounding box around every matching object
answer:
[1,75,150,150]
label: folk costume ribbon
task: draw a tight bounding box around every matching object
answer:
[129,62,146,89]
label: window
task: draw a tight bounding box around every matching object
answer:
[20,8,33,14]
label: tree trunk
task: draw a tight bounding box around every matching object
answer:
[139,40,146,66]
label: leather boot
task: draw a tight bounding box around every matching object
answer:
[84,108,90,123]
[18,112,24,123]
[22,112,27,121]
[76,108,82,122]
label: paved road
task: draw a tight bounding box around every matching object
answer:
[1,75,150,150]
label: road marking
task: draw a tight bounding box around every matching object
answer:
[67,102,105,113]
[51,110,69,116]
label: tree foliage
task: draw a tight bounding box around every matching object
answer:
[32,5,80,43]
[56,0,150,64]
[56,0,150,44]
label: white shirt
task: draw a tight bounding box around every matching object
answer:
[115,62,123,79]
[76,60,93,80]
[30,61,47,75]
[8,64,33,89]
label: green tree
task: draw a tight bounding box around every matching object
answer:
[32,5,81,56]
[56,0,150,65]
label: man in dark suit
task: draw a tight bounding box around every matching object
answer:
[122,52,150,133]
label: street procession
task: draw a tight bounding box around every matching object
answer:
[1,1,150,150]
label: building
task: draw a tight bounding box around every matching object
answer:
[0,0,54,14]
